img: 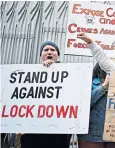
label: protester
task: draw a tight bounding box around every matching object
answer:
[78,63,115,148]
[77,33,115,148]
[19,41,71,148]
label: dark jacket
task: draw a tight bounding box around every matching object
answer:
[21,134,71,148]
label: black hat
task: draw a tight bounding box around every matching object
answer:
[40,41,60,56]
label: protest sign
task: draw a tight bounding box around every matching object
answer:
[65,2,115,58]
[0,63,93,134]
[103,71,115,142]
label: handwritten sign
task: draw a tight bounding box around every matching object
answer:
[65,2,115,58]
[103,71,115,142]
[0,63,93,134]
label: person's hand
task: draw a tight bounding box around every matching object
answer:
[43,60,54,67]
[102,75,110,90]
[77,32,93,44]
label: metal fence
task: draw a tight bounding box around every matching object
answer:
[1,1,115,64]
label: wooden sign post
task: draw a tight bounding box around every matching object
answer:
[103,71,115,142]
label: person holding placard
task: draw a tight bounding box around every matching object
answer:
[18,41,71,148]
[77,33,115,148]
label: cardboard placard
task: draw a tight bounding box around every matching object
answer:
[103,71,115,142]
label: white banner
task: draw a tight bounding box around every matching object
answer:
[1,63,93,134]
[65,2,115,58]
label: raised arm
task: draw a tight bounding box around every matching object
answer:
[77,33,115,74]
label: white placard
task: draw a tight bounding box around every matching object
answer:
[65,2,115,58]
[1,63,93,134]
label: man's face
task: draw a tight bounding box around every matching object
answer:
[41,45,59,62]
